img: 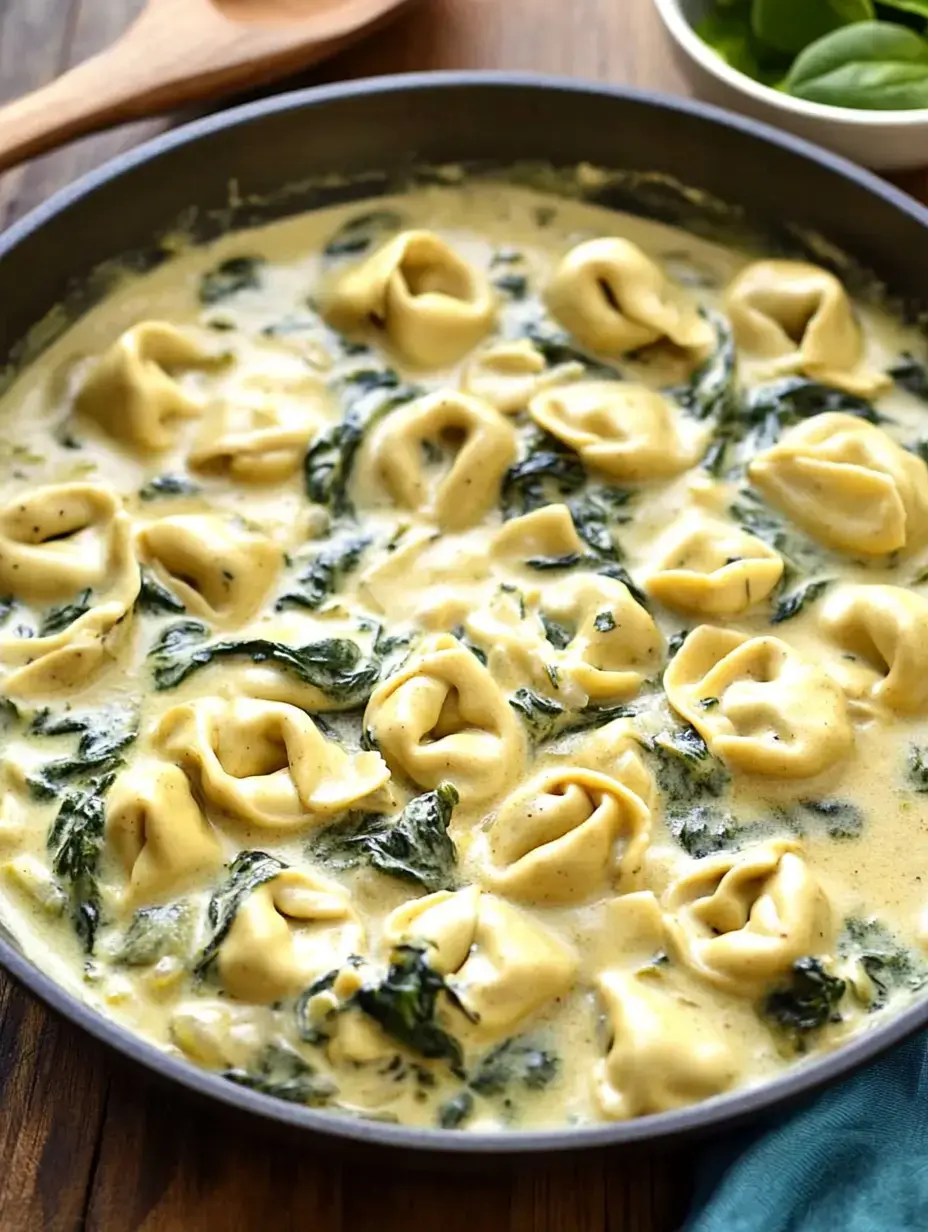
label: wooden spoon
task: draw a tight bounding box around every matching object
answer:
[0,0,416,176]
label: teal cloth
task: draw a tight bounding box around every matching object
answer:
[685,1035,928,1232]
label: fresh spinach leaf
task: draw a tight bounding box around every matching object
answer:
[469,1038,559,1095]
[276,536,371,611]
[222,1043,336,1106]
[354,945,472,1069]
[304,367,421,516]
[509,688,565,743]
[322,210,403,259]
[753,0,855,57]
[47,772,116,953]
[198,255,265,304]
[39,588,92,637]
[138,474,201,501]
[786,21,928,110]
[761,957,846,1050]
[136,567,186,616]
[194,851,286,977]
[149,622,379,704]
[770,578,832,624]
[308,784,459,893]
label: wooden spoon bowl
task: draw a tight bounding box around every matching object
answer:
[0,0,417,175]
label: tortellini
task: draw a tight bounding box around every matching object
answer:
[106,761,222,906]
[725,260,888,397]
[364,633,525,804]
[154,698,390,829]
[188,379,326,482]
[492,504,586,567]
[480,767,651,904]
[136,514,280,626]
[593,970,739,1119]
[645,515,783,616]
[546,237,714,357]
[384,886,577,1036]
[662,841,831,995]
[664,625,852,777]
[324,230,496,368]
[541,574,662,701]
[529,381,701,481]
[75,321,216,450]
[218,869,364,1003]
[364,391,517,530]
[820,585,928,715]
[463,339,582,412]
[749,413,928,557]
[0,485,141,696]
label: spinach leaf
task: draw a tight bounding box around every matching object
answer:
[149,622,379,704]
[666,804,750,859]
[276,536,371,611]
[304,367,421,516]
[696,7,788,87]
[753,0,853,58]
[28,705,138,798]
[116,900,193,966]
[672,311,737,423]
[322,210,403,258]
[730,491,830,580]
[770,578,832,624]
[648,724,730,803]
[558,701,637,737]
[516,312,620,376]
[39,588,92,637]
[567,487,634,560]
[907,744,928,791]
[198,255,265,304]
[138,474,201,501]
[308,784,459,893]
[509,688,565,743]
[761,957,846,1050]
[194,851,286,977]
[839,915,928,1008]
[354,945,472,1069]
[786,22,928,110]
[47,772,116,953]
[791,796,865,840]
[0,596,14,626]
[469,1038,559,1095]
[888,352,928,400]
[539,612,574,650]
[136,567,186,616]
[437,1091,474,1129]
[500,436,586,518]
[222,1043,336,1106]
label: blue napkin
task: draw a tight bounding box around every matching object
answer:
[685,1034,928,1232]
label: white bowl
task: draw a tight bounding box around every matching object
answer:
[653,0,928,170]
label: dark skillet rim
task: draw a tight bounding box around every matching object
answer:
[2,70,928,1153]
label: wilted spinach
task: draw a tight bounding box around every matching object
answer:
[198,255,265,304]
[136,567,186,616]
[761,957,846,1050]
[28,705,138,799]
[39,588,92,637]
[138,474,201,501]
[116,900,193,966]
[194,851,286,977]
[47,772,117,953]
[839,916,928,1010]
[509,688,565,743]
[322,210,403,259]
[770,578,832,624]
[222,1043,336,1106]
[469,1038,559,1095]
[276,536,371,611]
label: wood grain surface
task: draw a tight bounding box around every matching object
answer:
[0,1,911,1229]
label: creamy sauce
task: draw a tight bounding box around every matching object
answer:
[0,183,927,1131]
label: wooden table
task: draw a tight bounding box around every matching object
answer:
[0,1,911,1228]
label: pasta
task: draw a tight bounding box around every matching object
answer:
[0,180,925,1135]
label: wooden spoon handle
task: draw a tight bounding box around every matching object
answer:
[0,0,407,177]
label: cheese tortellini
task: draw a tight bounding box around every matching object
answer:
[106,761,222,907]
[481,767,651,904]
[529,381,700,481]
[384,886,577,1037]
[462,339,582,412]
[546,238,714,357]
[364,391,517,530]
[749,413,928,557]
[75,321,217,450]
[664,625,852,777]
[154,698,390,829]
[136,514,280,626]
[324,230,496,368]
[820,585,928,715]
[663,842,831,995]
[646,515,784,616]
[593,971,740,1120]
[218,868,364,1003]
[364,633,525,804]
[725,260,887,397]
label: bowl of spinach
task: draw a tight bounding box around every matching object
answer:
[653,0,928,168]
